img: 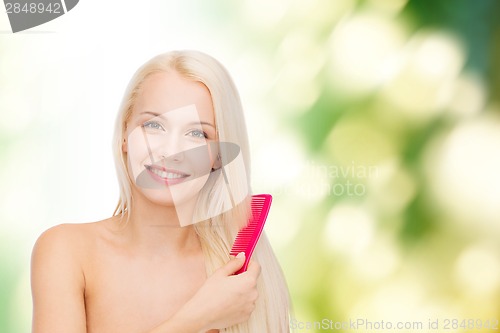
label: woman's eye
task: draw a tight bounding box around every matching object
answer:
[188,129,208,139]
[143,121,164,131]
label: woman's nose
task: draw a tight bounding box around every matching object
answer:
[164,150,185,163]
[158,135,185,163]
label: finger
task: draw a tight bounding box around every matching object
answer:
[217,252,246,276]
[244,260,261,277]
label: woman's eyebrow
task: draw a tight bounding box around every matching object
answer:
[140,111,161,117]
[140,111,215,129]
[189,121,216,129]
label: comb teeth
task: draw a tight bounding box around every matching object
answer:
[229,194,272,274]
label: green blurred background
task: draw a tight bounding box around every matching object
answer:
[1,0,499,332]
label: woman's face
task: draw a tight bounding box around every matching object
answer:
[123,71,219,223]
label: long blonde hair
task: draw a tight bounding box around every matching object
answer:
[112,50,290,332]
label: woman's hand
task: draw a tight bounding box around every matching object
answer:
[172,252,261,332]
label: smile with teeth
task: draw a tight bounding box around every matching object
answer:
[145,165,189,181]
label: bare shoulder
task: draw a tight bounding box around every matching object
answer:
[34,222,93,258]
[34,217,119,251]
[31,220,117,333]
[35,222,91,245]
[32,217,120,276]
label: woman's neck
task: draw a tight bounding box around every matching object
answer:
[119,188,202,258]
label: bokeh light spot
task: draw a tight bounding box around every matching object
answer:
[328,12,406,95]
[454,244,500,296]
[324,203,375,256]
[428,116,500,235]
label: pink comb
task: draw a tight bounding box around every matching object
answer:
[230,194,272,275]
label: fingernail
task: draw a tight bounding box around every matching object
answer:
[236,252,245,259]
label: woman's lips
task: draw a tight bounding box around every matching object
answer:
[145,164,190,186]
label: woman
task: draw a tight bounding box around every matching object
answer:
[31,50,291,332]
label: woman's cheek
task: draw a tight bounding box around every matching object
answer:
[183,144,213,178]
[126,128,151,181]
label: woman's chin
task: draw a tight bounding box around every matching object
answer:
[140,187,197,208]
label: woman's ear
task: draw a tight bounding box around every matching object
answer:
[122,138,127,153]
[122,124,128,153]
[208,142,221,170]
[212,153,222,170]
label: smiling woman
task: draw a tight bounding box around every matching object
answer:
[31,50,291,333]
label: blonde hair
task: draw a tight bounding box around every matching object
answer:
[112,50,291,332]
